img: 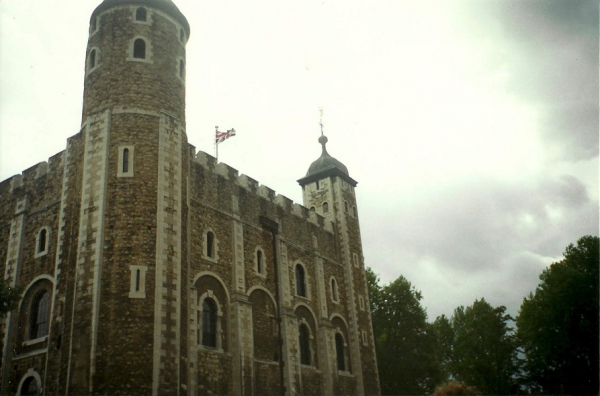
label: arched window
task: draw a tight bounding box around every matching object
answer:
[299,324,311,365]
[20,376,39,396]
[179,59,185,79]
[331,278,338,302]
[335,333,346,371]
[122,148,129,173]
[89,49,96,69]
[202,298,217,347]
[133,39,146,59]
[37,229,47,254]
[322,202,329,213]
[206,231,215,258]
[295,264,306,297]
[310,206,315,212]
[256,249,264,274]
[344,201,349,213]
[30,290,50,339]
[135,7,147,21]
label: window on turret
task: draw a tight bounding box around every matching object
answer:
[344,201,349,213]
[133,39,146,59]
[322,202,329,213]
[90,17,98,33]
[89,50,96,69]
[118,146,134,177]
[179,29,185,43]
[353,206,357,218]
[135,7,147,21]
[179,59,185,79]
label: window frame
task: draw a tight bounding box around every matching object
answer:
[35,227,50,258]
[127,36,153,64]
[295,263,308,298]
[117,146,134,177]
[254,246,266,277]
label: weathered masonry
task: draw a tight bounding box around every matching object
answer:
[0,0,380,395]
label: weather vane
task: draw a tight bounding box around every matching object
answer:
[319,107,324,136]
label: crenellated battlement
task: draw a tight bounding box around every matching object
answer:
[3,151,65,195]
[191,147,333,234]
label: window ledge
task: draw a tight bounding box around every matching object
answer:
[338,370,354,377]
[295,295,311,302]
[23,336,48,347]
[198,346,225,355]
[35,250,48,259]
[126,57,153,64]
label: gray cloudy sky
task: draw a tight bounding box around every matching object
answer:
[0,0,598,320]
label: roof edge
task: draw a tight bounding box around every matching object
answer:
[91,0,190,38]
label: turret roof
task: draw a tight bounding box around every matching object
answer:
[297,135,357,187]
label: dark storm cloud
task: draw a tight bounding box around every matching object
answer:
[457,0,599,161]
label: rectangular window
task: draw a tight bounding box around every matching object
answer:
[359,295,365,311]
[118,146,134,177]
[353,253,359,268]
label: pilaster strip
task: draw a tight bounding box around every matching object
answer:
[71,110,110,393]
[153,113,183,396]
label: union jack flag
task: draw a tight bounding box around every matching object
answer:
[215,127,236,144]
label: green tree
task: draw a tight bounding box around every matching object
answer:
[433,299,519,394]
[516,235,599,395]
[0,280,22,317]
[452,299,519,394]
[367,268,443,395]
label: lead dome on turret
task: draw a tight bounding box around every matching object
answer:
[298,134,357,187]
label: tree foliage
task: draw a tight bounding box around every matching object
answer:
[433,299,519,395]
[516,235,599,395]
[0,280,22,317]
[367,268,443,395]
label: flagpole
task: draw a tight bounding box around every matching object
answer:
[215,126,219,162]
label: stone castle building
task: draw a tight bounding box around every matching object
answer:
[0,0,380,394]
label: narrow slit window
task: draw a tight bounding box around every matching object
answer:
[122,148,129,173]
[135,269,141,292]
[37,229,47,254]
[179,59,185,79]
[135,7,147,21]
[344,201,349,213]
[206,232,215,258]
[331,278,338,301]
[180,29,185,42]
[89,49,96,69]
[256,250,264,274]
[353,206,357,217]
[133,39,146,59]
